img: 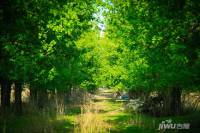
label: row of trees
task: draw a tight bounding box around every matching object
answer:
[62,0,200,116]
[102,0,200,115]
[1,0,199,116]
[0,0,96,114]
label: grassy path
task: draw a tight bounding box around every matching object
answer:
[74,89,157,133]
[53,89,200,133]
[1,89,199,133]
[81,89,200,133]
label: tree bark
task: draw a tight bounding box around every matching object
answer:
[37,90,48,109]
[30,88,38,103]
[14,82,22,115]
[170,87,182,115]
[0,80,12,113]
[128,90,135,99]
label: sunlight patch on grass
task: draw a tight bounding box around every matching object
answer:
[74,104,111,133]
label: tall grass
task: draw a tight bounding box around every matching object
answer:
[0,89,88,133]
[74,103,110,133]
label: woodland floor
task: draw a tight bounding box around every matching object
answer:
[0,89,200,133]
[86,89,157,133]
[73,89,200,133]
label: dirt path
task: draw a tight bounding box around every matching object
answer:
[74,89,157,133]
[88,89,134,133]
[64,89,200,133]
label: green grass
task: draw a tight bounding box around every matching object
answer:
[0,105,80,133]
[92,98,200,133]
[1,97,200,133]
[94,100,158,133]
[0,114,75,133]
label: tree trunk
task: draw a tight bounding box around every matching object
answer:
[30,89,38,104]
[128,90,135,99]
[160,89,169,116]
[14,82,22,115]
[37,90,48,109]
[0,80,12,113]
[161,87,182,116]
[170,87,182,115]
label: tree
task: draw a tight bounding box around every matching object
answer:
[0,0,96,113]
[106,0,200,115]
